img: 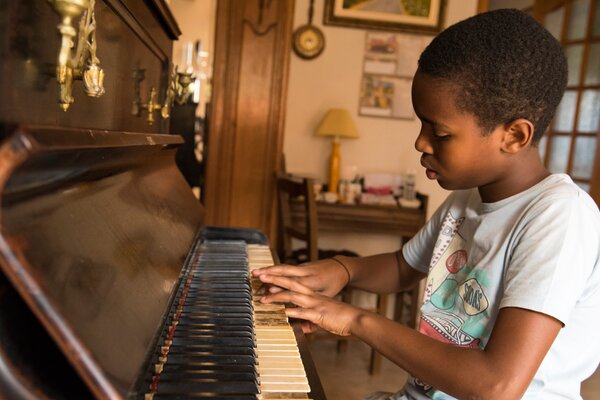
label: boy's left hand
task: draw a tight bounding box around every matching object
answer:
[257,273,361,336]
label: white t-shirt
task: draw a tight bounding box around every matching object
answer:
[400,174,600,399]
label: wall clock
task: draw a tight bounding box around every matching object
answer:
[292,0,325,60]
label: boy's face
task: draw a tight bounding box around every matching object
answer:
[411,70,507,192]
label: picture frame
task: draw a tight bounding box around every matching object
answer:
[358,32,431,120]
[323,0,446,35]
[359,74,414,120]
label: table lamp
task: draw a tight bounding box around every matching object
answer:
[315,108,359,194]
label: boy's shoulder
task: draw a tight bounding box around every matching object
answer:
[531,174,597,212]
[441,174,597,220]
[500,174,599,230]
[454,174,593,206]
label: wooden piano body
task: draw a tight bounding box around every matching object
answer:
[0,1,325,399]
[0,128,324,399]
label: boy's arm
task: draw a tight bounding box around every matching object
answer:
[259,274,562,400]
[337,251,426,293]
[354,306,561,399]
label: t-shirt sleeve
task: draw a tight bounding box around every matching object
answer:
[402,192,456,274]
[499,191,600,325]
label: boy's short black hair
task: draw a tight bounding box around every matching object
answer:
[418,8,567,143]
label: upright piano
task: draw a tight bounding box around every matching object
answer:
[0,1,326,399]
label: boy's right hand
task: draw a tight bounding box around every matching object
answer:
[251,258,351,298]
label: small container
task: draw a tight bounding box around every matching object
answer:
[343,182,360,204]
[403,170,416,201]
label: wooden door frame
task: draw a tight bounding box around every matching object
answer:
[204,0,294,239]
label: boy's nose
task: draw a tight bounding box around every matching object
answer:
[414,130,432,154]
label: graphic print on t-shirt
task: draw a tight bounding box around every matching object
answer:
[419,211,489,350]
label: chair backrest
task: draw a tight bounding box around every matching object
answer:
[275,172,318,264]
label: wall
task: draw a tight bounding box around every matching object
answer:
[284,0,478,256]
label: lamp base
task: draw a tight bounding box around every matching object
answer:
[328,139,340,195]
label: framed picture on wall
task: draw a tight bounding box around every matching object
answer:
[358,32,430,120]
[359,74,414,119]
[323,0,446,34]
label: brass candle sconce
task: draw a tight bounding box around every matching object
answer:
[169,67,195,106]
[47,0,105,111]
[131,66,195,125]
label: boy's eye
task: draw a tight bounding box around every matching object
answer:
[432,129,450,141]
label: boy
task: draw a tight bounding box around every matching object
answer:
[253,8,600,400]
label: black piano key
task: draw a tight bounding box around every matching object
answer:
[192,266,247,270]
[190,272,247,276]
[181,301,252,309]
[167,323,253,332]
[181,296,252,303]
[166,330,255,339]
[187,279,248,284]
[186,285,249,290]
[193,261,248,267]
[174,317,253,326]
[153,395,257,400]
[199,244,247,250]
[175,292,251,299]
[165,344,256,356]
[160,363,257,374]
[155,381,259,395]
[198,245,246,250]
[192,262,248,267]
[157,371,257,383]
[176,312,252,319]
[180,296,251,302]
[162,336,254,347]
[194,256,246,260]
[175,295,252,302]
[155,353,256,365]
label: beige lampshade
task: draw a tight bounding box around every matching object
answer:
[315,108,359,139]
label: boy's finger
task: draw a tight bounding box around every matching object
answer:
[252,265,309,278]
[259,274,313,295]
[260,289,315,309]
[285,307,324,327]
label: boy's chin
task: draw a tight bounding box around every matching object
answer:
[436,179,471,191]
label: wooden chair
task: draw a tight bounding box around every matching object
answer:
[276,173,358,264]
[276,172,319,264]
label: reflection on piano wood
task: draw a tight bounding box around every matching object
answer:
[144,241,311,399]
[0,128,326,399]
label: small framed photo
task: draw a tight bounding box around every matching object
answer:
[364,32,431,77]
[324,0,446,35]
[359,74,414,120]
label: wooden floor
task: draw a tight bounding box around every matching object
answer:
[308,337,600,400]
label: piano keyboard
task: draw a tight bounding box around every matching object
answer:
[144,240,312,399]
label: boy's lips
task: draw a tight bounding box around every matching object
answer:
[426,169,439,180]
[420,157,439,180]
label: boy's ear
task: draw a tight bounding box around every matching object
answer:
[501,118,535,153]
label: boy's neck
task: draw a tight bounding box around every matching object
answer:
[478,154,550,203]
